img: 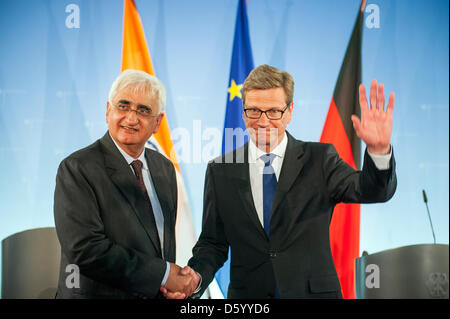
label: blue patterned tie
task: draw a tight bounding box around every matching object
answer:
[261,153,277,237]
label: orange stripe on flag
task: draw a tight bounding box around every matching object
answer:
[122,0,154,75]
[121,0,179,172]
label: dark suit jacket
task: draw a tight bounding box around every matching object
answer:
[188,132,396,299]
[54,132,177,299]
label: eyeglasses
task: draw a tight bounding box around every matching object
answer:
[111,102,159,118]
[243,103,290,120]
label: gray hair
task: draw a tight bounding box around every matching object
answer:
[108,69,167,114]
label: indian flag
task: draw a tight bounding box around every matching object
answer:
[121,0,197,270]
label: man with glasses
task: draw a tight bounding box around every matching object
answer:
[168,64,396,299]
[54,69,199,298]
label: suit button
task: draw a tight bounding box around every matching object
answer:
[269,251,277,258]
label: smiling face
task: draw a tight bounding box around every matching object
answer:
[243,87,293,153]
[106,85,163,158]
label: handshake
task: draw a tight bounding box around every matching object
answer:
[160,263,201,299]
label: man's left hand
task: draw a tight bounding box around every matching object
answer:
[160,266,201,299]
[351,79,395,155]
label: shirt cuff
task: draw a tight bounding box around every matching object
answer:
[160,262,170,286]
[193,273,202,294]
[367,145,392,170]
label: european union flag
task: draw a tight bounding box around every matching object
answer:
[216,0,254,297]
[221,0,254,154]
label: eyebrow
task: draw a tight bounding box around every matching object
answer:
[117,99,152,110]
[244,106,284,110]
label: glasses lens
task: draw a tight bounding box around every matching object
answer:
[115,104,155,117]
[267,110,282,119]
[116,104,128,111]
[246,109,261,119]
[137,107,152,117]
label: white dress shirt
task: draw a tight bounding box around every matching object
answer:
[248,134,288,227]
[110,134,170,286]
[248,133,392,229]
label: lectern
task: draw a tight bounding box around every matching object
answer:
[2,227,61,298]
[355,244,449,298]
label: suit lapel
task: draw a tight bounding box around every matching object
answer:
[100,133,163,257]
[230,137,307,241]
[231,144,268,241]
[271,133,308,217]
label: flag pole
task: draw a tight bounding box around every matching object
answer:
[360,0,367,12]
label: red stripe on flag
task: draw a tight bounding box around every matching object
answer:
[320,98,360,299]
[320,99,356,169]
[329,202,360,299]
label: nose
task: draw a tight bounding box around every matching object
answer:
[257,112,271,127]
[124,109,139,124]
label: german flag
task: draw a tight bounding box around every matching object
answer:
[320,0,366,299]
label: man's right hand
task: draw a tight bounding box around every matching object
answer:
[161,263,200,299]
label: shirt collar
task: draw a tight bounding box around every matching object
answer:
[248,132,288,163]
[109,132,148,170]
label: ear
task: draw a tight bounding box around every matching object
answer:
[286,102,294,124]
[106,101,111,124]
[153,113,164,134]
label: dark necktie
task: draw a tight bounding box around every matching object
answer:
[261,153,280,298]
[261,153,277,237]
[130,160,161,253]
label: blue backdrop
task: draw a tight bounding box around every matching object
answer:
[0,0,448,295]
